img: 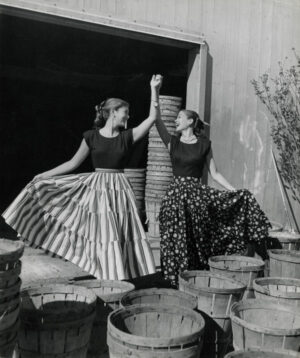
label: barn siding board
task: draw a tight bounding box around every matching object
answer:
[1,0,300,228]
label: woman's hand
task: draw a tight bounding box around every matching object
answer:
[33,172,51,181]
[150,74,163,90]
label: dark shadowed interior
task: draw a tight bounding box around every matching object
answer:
[0,14,188,211]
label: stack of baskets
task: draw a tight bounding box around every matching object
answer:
[124,168,146,220]
[145,95,182,267]
[0,239,24,357]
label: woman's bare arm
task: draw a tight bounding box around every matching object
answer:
[205,148,235,190]
[132,75,162,143]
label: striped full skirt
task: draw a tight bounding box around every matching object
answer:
[3,171,156,280]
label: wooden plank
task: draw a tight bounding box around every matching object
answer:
[0,1,204,46]
[20,245,92,286]
[186,43,207,122]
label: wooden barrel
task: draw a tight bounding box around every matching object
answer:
[18,283,97,358]
[268,231,300,250]
[230,299,300,351]
[269,249,300,278]
[120,288,197,310]
[179,270,246,358]
[0,239,24,271]
[209,255,265,298]
[72,279,135,357]
[253,277,300,308]
[225,348,300,358]
[107,304,205,358]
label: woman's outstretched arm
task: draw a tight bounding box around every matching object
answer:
[155,110,171,150]
[132,75,162,143]
[34,139,90,179]
[205,148,235,190]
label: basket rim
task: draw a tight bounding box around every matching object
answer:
[21,283,97,303]
[0,239,25,262]
[230,299,300,335]
[225,347,300,357]
[208,255,265,272]
[72,279,135,302]
[268,230,300,241]
[253,277,300,299]
[179,270,247,293]
[120,288,197,309]
[268,249,300,263]
[108,303,205,347]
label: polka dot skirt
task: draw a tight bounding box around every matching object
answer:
[159,176,270,286]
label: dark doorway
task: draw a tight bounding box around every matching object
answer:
[0,14,188,211]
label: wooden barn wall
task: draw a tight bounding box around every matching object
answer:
[2,0,300,228]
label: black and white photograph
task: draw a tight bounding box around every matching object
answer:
[0,0,299,357]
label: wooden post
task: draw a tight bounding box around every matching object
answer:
[186,43,208,120]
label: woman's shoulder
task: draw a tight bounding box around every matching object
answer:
[199,133,211,146]
[83,128,97,146]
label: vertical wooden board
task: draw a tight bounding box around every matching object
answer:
[207,0,230,185]
[145,0,161,25]
[230,0,252,189]
[173,0,189,31]
[158,312,173,338]
[187,0,202,34]
[132,312,147,337]
[114,0,127,18]
[241,0,262,191]
[128,0,147,24]
[159,0,175,29]
[254,0,276,206]
[145,311,160,338]
[220,0,240,185]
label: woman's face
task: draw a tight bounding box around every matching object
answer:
[113,106,129,128]
[175,111,193,133]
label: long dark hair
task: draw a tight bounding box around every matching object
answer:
[94,98,129,128]
[181,109,205,137]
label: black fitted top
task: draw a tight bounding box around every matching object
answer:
[170,135,211,178]
[83,129,133,169]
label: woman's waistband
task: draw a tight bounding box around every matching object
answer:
[95,168,124,173]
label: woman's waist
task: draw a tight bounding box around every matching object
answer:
[95,168,124,173]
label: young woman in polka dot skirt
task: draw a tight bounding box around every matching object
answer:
[156,90,270,287]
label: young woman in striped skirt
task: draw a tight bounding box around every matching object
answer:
[3,75,163,280]
[156,107,270,287]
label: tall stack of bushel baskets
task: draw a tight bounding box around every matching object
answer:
[145,95,182,268]
[0,239,24,358]
[124,168,146,221]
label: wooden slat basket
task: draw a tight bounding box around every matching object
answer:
[268,231,300,251]
[208,255,265,298]
[225,348,300,357]
[0,239,24,271]
[72,279,135,357]
[269,249,300,278]
[0,239,24,357]
[179,270,246,358]
[253,277,300,308]
[107,303,205,358]
[18,283,97,358]
[230,299,300,351]
[120,287,197,310]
